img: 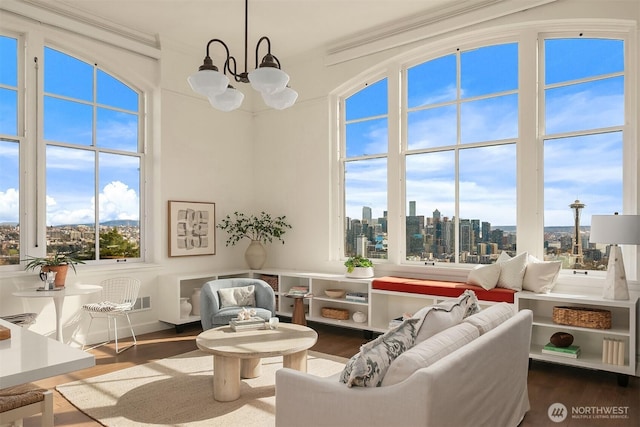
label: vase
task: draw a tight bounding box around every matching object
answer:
[245,240,267,269]
[352,311,367,323]
[42,265,69,287]
[180,298,192,319]
[191,288,201,316]
[345,266,374,279]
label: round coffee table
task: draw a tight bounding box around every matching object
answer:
[196,322,317,402]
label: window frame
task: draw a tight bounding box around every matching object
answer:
[0,21,154,272]
[334,23,638,282]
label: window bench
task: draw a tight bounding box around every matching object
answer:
[372,276,516,304]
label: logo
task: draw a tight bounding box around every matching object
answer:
[548,403,568,423]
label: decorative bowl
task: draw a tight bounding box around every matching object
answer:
[324,289,346,298]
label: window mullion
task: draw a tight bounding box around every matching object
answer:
[518,29,543,258]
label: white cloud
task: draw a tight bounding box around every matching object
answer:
[0,188,19,223]
[45,180,139,226]
[99,181,139,221]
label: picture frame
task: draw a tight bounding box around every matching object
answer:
[168,201,216,257]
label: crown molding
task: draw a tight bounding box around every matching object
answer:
[0,0,161,59]
[325,0,558,66]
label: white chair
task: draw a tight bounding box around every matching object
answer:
[0,387,53,427]
[82,277,141,354]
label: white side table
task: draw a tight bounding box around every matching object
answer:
[13,284,101,342]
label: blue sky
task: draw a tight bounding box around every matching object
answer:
[0,40,140,226]
[344,38,623,228]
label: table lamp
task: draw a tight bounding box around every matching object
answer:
[590,214,640,300]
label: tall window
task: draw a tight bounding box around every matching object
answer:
[405,43,518,263]
[44,47,142,261]
[338,31,629,271]
[0,35,19,265]
[0,32,144,266]
[542,38,624,271]
[343,78,388,259]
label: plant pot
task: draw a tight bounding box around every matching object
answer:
[245,240,267,270]
[345,266,374,279]
[42,265,69,287]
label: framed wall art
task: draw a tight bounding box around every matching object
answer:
[168,201,216,257]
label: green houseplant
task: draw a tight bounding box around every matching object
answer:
[344,255,374,278]
[217,211,292,269]
[23,250,85,287]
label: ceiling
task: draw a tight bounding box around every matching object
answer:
[20,0,475,61]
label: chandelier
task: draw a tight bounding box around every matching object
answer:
[187,0,298,112]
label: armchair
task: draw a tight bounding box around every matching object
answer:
[200,278,276,330]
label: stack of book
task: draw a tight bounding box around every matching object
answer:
[542,342,581,358]
[345,292,368,303]
[229,317,266,332]
[286,286,312,297]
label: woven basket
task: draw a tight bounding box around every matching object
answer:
[552,306,611,329]
[260,274,279,291]
[321,307,350,320]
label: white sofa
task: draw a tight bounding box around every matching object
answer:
[276,305,533,427]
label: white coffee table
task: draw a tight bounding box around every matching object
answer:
[196,322,317,402]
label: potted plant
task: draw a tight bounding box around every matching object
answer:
[217,211,292,269]
[344,255,374,278]
[23,250,85,287]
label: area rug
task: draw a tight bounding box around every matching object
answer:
[57,350,347,426]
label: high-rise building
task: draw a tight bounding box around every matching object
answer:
[362,206,372,223]
[409,201,416,217]
[569,199,585,267]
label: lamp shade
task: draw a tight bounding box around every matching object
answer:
[590,215,640,245]
[208,86,244,112]
[248,67,289,95]
[188,69,229,97]
[262,87,298,110]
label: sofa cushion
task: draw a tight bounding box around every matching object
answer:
[371,277,517,303]
[381,322,480,386]
[467,263,501,290]
[523,255,562,293]
[496,252,528,291]
[413,290,480,343]
[463,302,514,335]
[340,317,420,387]
[217,285,256,308]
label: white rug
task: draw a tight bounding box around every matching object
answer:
[57,350,347,427]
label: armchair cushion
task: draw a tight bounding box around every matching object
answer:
[217,285,256,308]
[200,278,276,330]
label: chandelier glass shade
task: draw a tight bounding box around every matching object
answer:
[187,0,297,111]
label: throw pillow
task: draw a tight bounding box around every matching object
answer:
[217,285,256,308]
[496,251,528,291]
[496,251,512,263]
[340,317,420,387]
[413,290,480,343]
[381,322,480,386]
[522,255,562,293]
[463,302,514,335]
[467,263,501,290]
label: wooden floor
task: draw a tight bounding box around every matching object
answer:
[23,320,638,427]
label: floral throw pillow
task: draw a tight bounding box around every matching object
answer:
[340,317,420,387]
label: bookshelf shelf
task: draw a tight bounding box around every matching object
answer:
[516,292,638,385]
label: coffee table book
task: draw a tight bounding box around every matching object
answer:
[229,317,266,332]
[541,343,581,358]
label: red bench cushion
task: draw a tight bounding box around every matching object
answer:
[372,276,516,303]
